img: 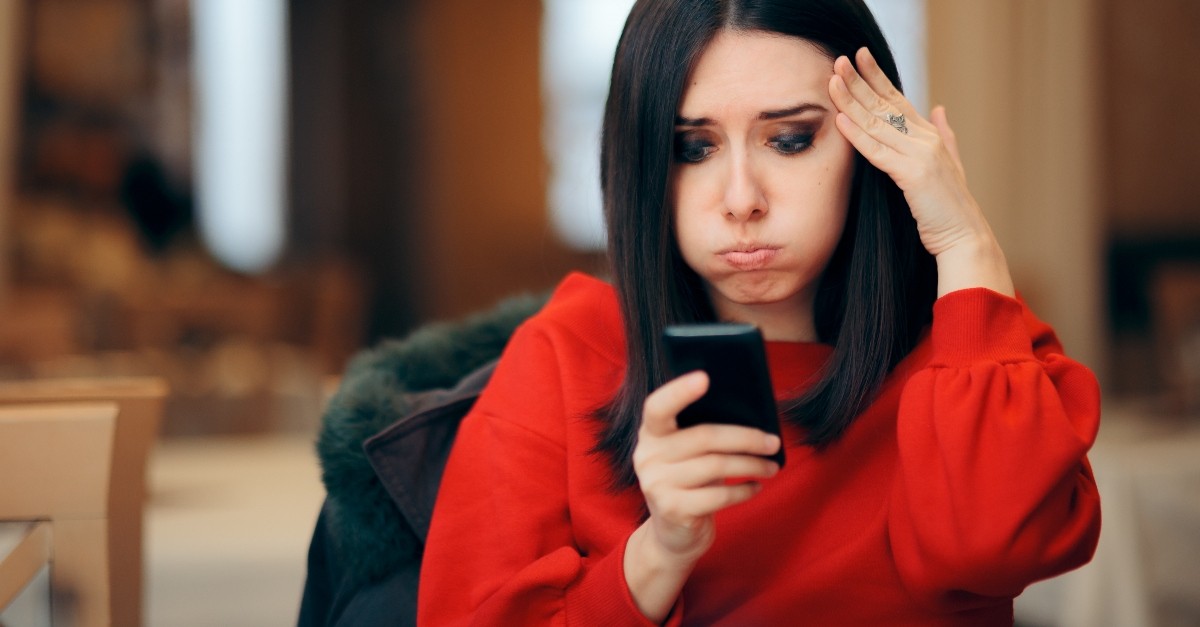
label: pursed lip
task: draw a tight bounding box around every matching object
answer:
[717,244,781,270]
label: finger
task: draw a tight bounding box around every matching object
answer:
[830,78,901,166]
[832,110,889,166]
[828,74,906,152]
[689,483,764,514]
[642,371,708,438]
[854,47,920,121]
[655,483,763,521]
[834,55,905,126]
[668,454,780,489]
[930,105,964,173]
[666,422,782,461]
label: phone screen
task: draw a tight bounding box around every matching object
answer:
[662,323,785,466]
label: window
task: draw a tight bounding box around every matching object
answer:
[192,0,288,273]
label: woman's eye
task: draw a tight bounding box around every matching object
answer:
[769,133,814,155]
[674,138,715,163]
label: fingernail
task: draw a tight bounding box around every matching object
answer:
[765,434,781,451]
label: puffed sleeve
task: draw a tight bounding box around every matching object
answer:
[889,288,1102,609]
[417,322,670,626]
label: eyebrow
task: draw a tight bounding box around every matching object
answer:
[675,103,827,127]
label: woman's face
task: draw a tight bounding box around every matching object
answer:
[670,30,856,341]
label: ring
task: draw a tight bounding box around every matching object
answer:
[885,112,909,134]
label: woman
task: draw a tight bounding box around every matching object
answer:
[418,0,1101,624]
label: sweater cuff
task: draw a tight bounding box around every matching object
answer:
[929,287,1035,367]
[569,533,684,626]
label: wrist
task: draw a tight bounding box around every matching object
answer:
[934,234,1015,298]
[624,523,695,623]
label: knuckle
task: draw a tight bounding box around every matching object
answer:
[689,426,715,451]
[632,444,660,474]
[719,487,743,508]
[658,494,686,520]
[709,455,732,478]
[870,93,889,112]
[639,466,669,492]
[912,162,933,184]
[642,394,665,418]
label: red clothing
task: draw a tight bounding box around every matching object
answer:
[418,273,1101,626]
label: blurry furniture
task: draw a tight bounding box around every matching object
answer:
[1015,405,1200,627]
[0,402,118,626]
[1152,263,1200,414]
[0,377,167,627]
[0,0,24,305]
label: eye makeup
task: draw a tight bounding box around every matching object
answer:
[674,132,716,163]
[673,122,820,163]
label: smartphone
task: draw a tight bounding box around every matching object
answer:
[662,323,785,467]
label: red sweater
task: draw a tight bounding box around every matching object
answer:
[418,273,1101,626]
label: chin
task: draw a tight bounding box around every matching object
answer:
[714,275,805,307]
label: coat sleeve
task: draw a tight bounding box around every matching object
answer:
[889,288,1102,610]
[417,323,668,626]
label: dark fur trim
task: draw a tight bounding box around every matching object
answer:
[316,292,547,587]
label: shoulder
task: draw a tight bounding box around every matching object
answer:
[467,272,625,442]
[513,271,625,367]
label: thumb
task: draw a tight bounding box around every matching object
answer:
[931,105,965,175]
[642,371,709,437]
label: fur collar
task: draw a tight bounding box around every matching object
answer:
[316,291,546,586]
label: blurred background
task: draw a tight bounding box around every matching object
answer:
[0,0,1196,626]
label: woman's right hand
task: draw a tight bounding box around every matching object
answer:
[624,370,781,621]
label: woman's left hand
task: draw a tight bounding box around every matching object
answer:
[828,47,1014,297]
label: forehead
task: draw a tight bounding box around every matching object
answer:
[678,30,834,115]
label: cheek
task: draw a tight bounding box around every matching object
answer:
[816,145,856,221]
[670,170,718,251]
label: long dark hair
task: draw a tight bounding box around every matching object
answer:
[595,0,937,489]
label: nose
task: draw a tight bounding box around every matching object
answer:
[723,152,767,222]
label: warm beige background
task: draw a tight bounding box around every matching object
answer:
[928,0,1106,372]
[4,0,1196,381]
[402,0,1197,386]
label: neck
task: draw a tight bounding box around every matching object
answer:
[710,296,818,342]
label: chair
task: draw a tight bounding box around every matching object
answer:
[0,377,167,627]
[0,402,118,626]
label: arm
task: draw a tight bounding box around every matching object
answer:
[828,47,1015,300]
[828,47,1100,604]
[418,324,781,625]
[625,372,781,622]
[417,325,655,625]
[889,288,1101,607]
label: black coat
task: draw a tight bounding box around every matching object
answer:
[298,292,546,627]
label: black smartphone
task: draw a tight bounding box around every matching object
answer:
[662,323,785,467]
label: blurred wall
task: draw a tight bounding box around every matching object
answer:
[1104,0,1200,235]
[290,0,603,342]
[929,0,1200,390]
[927,0,1106,374]
[0,0,23,304]
[410,0,604,321]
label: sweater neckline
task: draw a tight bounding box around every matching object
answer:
[764,341,832,398]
